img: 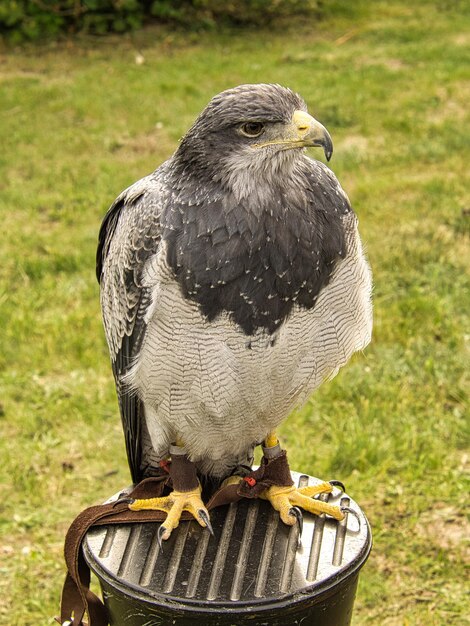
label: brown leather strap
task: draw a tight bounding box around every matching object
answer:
[57,477,169,626]
[59,501,127,626]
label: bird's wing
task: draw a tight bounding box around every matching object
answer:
[97,175,163,483]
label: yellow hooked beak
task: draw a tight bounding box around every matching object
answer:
[253,110,333,161]
[292,111,333,160]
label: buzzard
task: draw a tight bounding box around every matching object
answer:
[97,84,372,541]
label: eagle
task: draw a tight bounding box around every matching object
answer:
[97,84,372,542]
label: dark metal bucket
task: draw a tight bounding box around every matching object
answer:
[84,470,371,626]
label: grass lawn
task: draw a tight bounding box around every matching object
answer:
[0,1,469,624]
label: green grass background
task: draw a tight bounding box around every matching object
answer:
[0,1,469,624]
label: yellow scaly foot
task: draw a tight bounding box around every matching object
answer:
[260,482,344,525]
[259,431,345,524]
[222,475,344,524]
[129,484,213,543]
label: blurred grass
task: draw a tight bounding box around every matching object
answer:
[0,1,469,624]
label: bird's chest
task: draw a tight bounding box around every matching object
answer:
[161,196,345,336]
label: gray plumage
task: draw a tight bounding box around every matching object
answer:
[97,84,372,483]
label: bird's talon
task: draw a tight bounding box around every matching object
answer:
[340,506,361,529]
[157,524,171,551]
[289,506,303,536]
[329,480,346,493]
[197,509,214,536]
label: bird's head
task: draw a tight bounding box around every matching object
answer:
[173,84,333,200]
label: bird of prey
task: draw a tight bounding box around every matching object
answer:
[97,84,372,541]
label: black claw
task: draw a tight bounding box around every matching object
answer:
[329,480,346,493]
[289,506,303,536]
[120,497,135,506]
[157,524,167,550]
[340,506,361,530]
[198,509,214,537]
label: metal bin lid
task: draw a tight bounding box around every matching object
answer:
[84,470,371,613]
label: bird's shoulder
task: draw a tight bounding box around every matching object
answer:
[96,162,173,284]
[97,162,174,363]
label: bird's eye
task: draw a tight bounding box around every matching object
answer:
[239,122,265,138]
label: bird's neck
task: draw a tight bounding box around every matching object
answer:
[216,149,301,205]
[169,148,302,206]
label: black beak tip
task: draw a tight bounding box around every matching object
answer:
[322,129,334,162]
[324,141,333,162]
[314,137,333,162]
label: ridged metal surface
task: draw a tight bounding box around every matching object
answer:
[85,471,369,605]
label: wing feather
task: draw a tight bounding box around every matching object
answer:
[97,175,163,482]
